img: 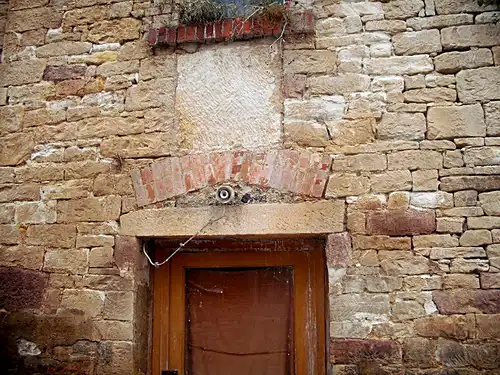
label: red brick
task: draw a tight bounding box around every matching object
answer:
[330,339,402,365]
[148,28,158,45]
[210,152,232,184]
[242,20,253,38]
[222,19,233,40]
[169,157,185,196]
[158,26,166,44]
[166,27,177,45]
[247,152,266,186]
[230,151,248,181]
[140,167,153,184]
[281,150,299,191]
[185,25,196,42]
[326,232,352,268]
[214,21,224,41]
[177,24,186,43]
[268,150,287,189]
[259,151,277,187]
[233,18,243,38]
[311,154,332,198]
[366,209,436,235]
[145,183,155,203]
[196,24,205,41]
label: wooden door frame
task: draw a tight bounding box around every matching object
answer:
[151,238,327,375]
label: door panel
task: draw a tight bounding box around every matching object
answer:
[185,267,293,375]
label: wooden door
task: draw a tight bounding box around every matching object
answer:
[152,239,326,375]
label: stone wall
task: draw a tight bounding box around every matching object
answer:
[0,0,499,374]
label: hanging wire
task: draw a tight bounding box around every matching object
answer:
[143,207,227,268]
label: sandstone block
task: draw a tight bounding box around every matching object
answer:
[440,207,484,217]
[309,73,370,95]
[441,176,500,192]
[477,315,500,339]
[15,201,57,224]
[392,300,426,321]
[0,59,46,87]
[326,173,370,197]
[41,179,92,200]
[457,66,500,103]
[0,225,21,245]
[436,217,464,233]
[382,0,424,19]
[330,294,390,321]
[393,30,441,55]
[325,232,352,268]
[464,147,500,166]
[327,118,375,146]
[410,192,453,209]
[441,24,500,49]
[388,150,443,170]
[353,235,411,251]
[27,224,76,248]
[377,112,426,141]
[431,104,486,140]
[284,50,336,74]
[379,251,430,275]
[403,87,456,103]
[92,320,133,341]
[403,338,439,368]
[460,230,493,246]
[104,291,134,321]
[44,248,88,274]
[139,55,176,81]
[332,154,387,171]
[365,275,402,292]
[481,273,500,288]
[76,235,115,248]
[125,78,175,111]
[36,41,92,58]
[485,101,500,136]
[0,184,40,203]
[444,274,480,289]
[365,20,406,33]
[444,150,464,168]
[0,245,44,270]
[413,234,459,248]
[434,48,493,74]
[61,289,104,317]
[88,18,141,43]
[469,216,500,229]
[479,191,500,215]
[0,204,14,224]
[284,122,329,147]
[371,76,405,92]
[450,258,489,273]
[93,174,133,196]
[100,133,178,159]
[6,7,62,32]
[96,60,139,77]
[388,191,410,210]
[57,196,121,222]
[364,56,433,75]
[370,170,412,193]
[0,106,23,136]
[367,209,436,235]
[330,339,401,365]
[454,190,477,207]
[414,315,474,339]
[89,247,114,268]
[407,14,473,31]
[412,170,438,191]
[43,64,87,82]
[23,107,66,128]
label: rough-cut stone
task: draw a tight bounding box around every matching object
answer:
[0,59,46,87]
[364,56,434,75]
[468,217,500,229]
[330,339,401,365]
[414,315,474,339]
[379,251,430,275]
[327,118,375,146]
[6,7,62,32]
[377,112,426,141]
[89,247,114,268]
[26,224,76,248]
[485,102,500,136]
[476,315,500,339]
[413,170,439,191]
[393,30,441,55]
[441,176,500,192]
[436,217,464,233]
[434,48,493,73]
[388,150,443,170]
[433,290,500,314]
[366,209,436,235]
[413,234,459,248]
[441,24,500,49]
[353,235,411,251]
[326,233,352,268]
[326,173,370,197]
[464,147,500,166]
[460,230,492,246]
[44,248,88,274]
[309,74,370,95]
[43,64,87,82]
[15,201,57,224]
[61,289,104,317]
[382,0,424,19]
[457,66,500,103]
[88,18,141,43]
[479,191,500,215]
[330,294,390,321]
[332,154,387,171]
[410,192,453,209]
[444,274,480,289]
[284,50,337,74]
[371,170,412,193]
[57,196,121,222]
[100,133,178,159]
[104,291,134,321]
[428,104,485,140]
[121,201,345,237]
[429,247,486,259]
[403,88,457,103]
[36,41,91,58]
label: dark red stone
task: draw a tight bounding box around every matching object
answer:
[433,290,500,315]
[366,209,436,235]
[43,65,87,82]
[330,339,402,365]
[325,232,352,268]
[0,267,48,311]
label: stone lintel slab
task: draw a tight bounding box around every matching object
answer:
[120,200,345,238]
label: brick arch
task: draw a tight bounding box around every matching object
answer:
[131,150,332,207]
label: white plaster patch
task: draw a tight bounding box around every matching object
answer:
[176,44,282,152]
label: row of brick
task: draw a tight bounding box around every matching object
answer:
[131,150,332,206]
[148,11,314,46]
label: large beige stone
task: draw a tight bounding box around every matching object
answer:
[0,59,46,87]
[364,56,434,75]
[393,30,442,55]
[284,122,329,147]
[371,170,412,193]
[460,230,493,246]
[0,106,24,135]
[177,45,282,153]
[61,289,104,317]
[120,201,345,237]
[125,78,175,111]
[403,88,456,103]
[327,118,375,146]
[479,191,500,216]
[427,105,486,139]
[284,50,337,74]
[406,14,473,30]
[435,0,497,14]
[0,132,35,166]
[44,248,89,274]
[377,112,426,141]
[15,201,57,224]
[23,107,66,128]
[57,196,121,222]
[36,41,92,58]
[308,74,370,95]
[434,49,493,74]
[326,173,370,197]
[0,245,44,270]
[100,132,178,158]
[6,7,62,32]
[463,147,500,166]
[27,224,76,248]
[442,24,500,49]
[0,225,21,245]
[382,0,424,19]
[332,154,387,171]
[139,54,177,81]
[485,102,500,136]
[388,150,443,170]
[104,291,134,321]
[87,18,141,43]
